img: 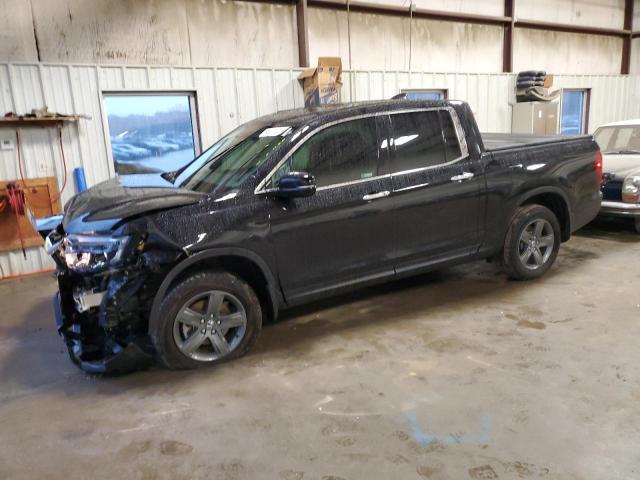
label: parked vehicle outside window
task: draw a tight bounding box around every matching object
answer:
[104,94,199,175]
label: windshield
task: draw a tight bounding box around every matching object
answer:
[173,122,294,194]
[594,125,640,154]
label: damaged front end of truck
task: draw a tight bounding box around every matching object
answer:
[39,177,205,373]
[44,221,186,373]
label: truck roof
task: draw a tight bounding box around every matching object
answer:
[251,99,464,129]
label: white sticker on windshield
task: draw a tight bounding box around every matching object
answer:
[260,127,292,137]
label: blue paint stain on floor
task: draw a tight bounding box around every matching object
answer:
[405,411,491,446]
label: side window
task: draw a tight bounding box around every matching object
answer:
[273,117,380,188]
[439,111,462,162]
[390,111,445,173]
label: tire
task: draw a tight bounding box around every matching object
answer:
[151,271,262,369]
[502,205,561,280]
[634,218,640,234]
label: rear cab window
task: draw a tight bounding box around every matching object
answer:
[390,111,444,173]
[386,109,468,194]
[389,110,463,175]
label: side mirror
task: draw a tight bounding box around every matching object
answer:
[275,172,316,198]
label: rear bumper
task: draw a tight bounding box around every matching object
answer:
[599,201,640,218]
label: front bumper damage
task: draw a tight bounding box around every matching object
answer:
[54,269,156,374]
[40,215,188,373]
[53,292,151,374]
[41,218,190,374]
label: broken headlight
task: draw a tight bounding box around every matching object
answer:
[62,234,131,273]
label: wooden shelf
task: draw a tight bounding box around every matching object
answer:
[0,116,81,128]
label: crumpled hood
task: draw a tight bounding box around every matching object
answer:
[603,153,640,180]
[63,174,205,234]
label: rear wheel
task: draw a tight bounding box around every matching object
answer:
[152,271,262,369]
[502,205,561,280]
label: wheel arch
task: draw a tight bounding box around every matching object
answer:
[517,187,572,242]
[148,248,282,335]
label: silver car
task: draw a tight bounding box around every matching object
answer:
[594,120,640,233]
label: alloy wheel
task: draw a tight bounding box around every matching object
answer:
[517,219,555,270]
[172,290,247,362]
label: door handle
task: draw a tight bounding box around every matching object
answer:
[450,172,474,182]
[363,190,390,201]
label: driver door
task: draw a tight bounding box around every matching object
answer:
[266,115,396,304]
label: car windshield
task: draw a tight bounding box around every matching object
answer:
[170,122,294,194]
[594,125,640,154]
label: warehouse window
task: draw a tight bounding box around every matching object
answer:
[103,93,200,175]
[560,89,590,135]
[400,89,448,101]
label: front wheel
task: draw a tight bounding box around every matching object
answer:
[151,271,262,369]
[502,205,561,280]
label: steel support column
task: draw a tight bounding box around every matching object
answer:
[621,0,634,74]
[296,0,310,67]
[503,0,514,72]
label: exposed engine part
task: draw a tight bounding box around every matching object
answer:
[73,288,105,313]
[99,273,146,329]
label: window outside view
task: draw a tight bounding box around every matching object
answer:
[105,94,197,175]
[560,90,586,135]
[402,90,446,101]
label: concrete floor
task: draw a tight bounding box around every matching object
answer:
[1,219,639,480]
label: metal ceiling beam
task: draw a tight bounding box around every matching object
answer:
[296,0,310,67]
[244,0,631,38]
[243,0,636,73]
[308,0,511,26]
[514,18,630,38]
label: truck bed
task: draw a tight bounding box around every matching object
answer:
[482,132,590,151]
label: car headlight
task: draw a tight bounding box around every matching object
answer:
[622,176,640,203]
[62,234,131,272]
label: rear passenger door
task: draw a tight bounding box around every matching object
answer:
[387,109,483,273]
[266,116,396,304]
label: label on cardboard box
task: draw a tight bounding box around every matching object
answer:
[298,57,343,107]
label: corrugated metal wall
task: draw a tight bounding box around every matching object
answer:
[1,62,639,277]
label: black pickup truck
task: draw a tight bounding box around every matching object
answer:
[41,100,602,373]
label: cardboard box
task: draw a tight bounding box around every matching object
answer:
[298,57,342,107]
